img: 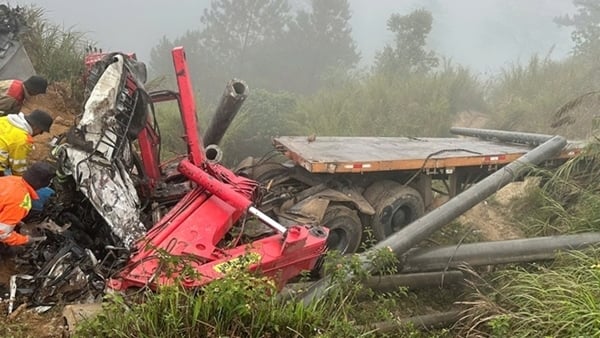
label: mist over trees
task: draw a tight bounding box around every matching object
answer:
[146,0,600,164]
[555,0,600,57]
[374,9,438,76]
[149,0,358,100]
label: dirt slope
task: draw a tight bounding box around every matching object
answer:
[459,181,527,241]
[21,83,79,161]
[451,110,527,241]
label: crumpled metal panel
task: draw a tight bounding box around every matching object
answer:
[61,147,145,248]
[80,55,122,160]
[58,53,146,248]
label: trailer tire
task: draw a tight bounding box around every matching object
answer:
[250,162,288,183]
[365,182,425,241]
[322,205,362,254]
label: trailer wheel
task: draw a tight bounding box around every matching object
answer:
[365,182,425,241]
[250,162,289,183]
[321,205,362,254]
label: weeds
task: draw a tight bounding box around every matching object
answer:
[75,247,413,337]
[459,249,600,337]
[458,138,600,337]
[20,6,88,101]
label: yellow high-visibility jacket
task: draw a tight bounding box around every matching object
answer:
[0,115,33,176]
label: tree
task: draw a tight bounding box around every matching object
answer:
[150,0,292,101]
[149,0,360,101]
[199,0,292,80]
[555,0,600,56]
[280,0,359,93]
[375,9,438,75]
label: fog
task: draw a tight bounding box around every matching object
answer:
[12,0,575,73]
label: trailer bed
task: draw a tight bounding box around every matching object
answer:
[273,136,583,174]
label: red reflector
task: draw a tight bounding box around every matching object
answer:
[484,155,506,162]
[353,163,363,169]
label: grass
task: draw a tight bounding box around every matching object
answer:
[74,248,425,337]
[20,6,88,101]
[509,141,600,236]
[457,138,600,337]
[459,249,600,337]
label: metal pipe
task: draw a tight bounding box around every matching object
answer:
[371,135,566,258]
[362,271,464,292]
[362,310,462,333]
[450,127,554,146]
[402,232,600,272]
[300,135,567,304]
[282,271,464,299]
[248,206,287,234]
[203,79,248,146]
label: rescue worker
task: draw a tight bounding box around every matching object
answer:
[0,75,48,116]
[0,162,55,246]
[0,109,54,176]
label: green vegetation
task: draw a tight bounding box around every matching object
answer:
[75,249,424,337]
[20,6,87,99]
[460,249,600,337]
[16,1,600,336]
[457,138,600,336]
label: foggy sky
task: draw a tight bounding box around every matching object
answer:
[12,0,575,74]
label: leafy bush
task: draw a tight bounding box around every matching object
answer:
[74,249,404,337]
[76,272,342,337]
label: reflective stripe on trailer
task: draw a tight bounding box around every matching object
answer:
[343,163,372,169]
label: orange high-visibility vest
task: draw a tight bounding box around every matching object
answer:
[0,175,37,245]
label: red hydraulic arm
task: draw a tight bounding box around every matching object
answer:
[172,47,205,166]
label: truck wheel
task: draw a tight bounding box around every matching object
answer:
[365,182,425,241]
[321,205,362,255]
[250,162,288,183]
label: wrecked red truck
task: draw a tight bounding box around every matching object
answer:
[9,47,327,309]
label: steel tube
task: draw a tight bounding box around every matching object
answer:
[362,271,464,292]
[450,127,554,146]
[364,310,462,333]
[248,206,287,234]
[301,135,567,304]
[203,79,248,146]
[370,135,566,257]
[402,232,600,272]
[283,271,464,299]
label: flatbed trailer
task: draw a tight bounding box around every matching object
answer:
[246,129,585,254]
[274,136,582,174]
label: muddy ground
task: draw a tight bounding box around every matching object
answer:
[0,101,529,337]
